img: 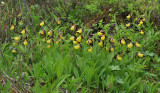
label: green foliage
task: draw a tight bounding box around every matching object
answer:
[0,0,160,92]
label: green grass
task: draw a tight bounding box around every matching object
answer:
[0,0,160,93]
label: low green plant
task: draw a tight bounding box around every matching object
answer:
[0,0,160,93]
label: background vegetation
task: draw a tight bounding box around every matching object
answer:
[0,0,160,92]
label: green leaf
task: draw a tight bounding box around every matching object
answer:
[73,67,79,78]
[107,52,114,64]
[127,78,141,92]
[55,75,70,89]
[1,81,11,93]
[145,72,157,77]
[0,42,9,50]
[109,65,121,71]
[13,17,16,25]
[117,78,124,84]
[98,68,106,77]
[157,58,160,62]
[33,80,41,93]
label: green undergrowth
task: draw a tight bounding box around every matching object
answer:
[0,0,160,93]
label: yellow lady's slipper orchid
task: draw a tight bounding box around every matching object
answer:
[138,52,143,57]
[74,44,80,49]
[40,21,45,26]
[13,42,17,46]
[138,24,141,26]
[117,55,122,61]
[98,41,103,46]
[105,47,108,51]
[70,25,75,31]
[110,38,115,43]
[101,35,105,41]
[126,23,130,27]
[60,36,64,39]
[73,41,78,44]
[76,35,82,42]
[21,29,26,34]
[121,39,126,45]
[43,38,46,42]
[12,49,17,53]
[139,21,143,25]
[86,39,92,44]
[126,14,131,19]
[76,28,82,34]
[142,18,145,21]
[47,39,51,44]
[23,39,28,45]
[140,30,144,35]
[70,36,75,41]
[110,47,114,52]
[47,45,51,48]
[57,20,61,24]
[127,42,133,48]
[136,42,141,47]
[14,36,20,41]
[39,30,44,35]
[47,30,53,36]
[56,40,60,44]
[89,39,92,44]
[98,31,103,36]
[88,47,93,52]
[10,25,14,31]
